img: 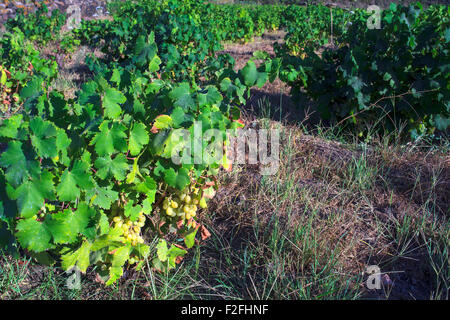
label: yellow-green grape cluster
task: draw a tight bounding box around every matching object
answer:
[162,186,208,221]
[113,213,146,246]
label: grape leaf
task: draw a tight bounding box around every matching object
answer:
[95,153,129,181]
[169,82,194,110]
[198,86,223,107]
[106,246,131,285]
[184,228,198,249]
[56,170,79,202]
[0,141,27,186]
[156,239,168,262]
[61,241,92,273]
[164,167,190,190]
[87,185,118,210]
[29,117,58,158]
[16,218,53,252]
[13,171,55,218]
[129,122,149,156]
[124,200,142,221]
[91,121,128,156]
[103,88,126,119]
[0,115,24,139]
[45,209,80,244]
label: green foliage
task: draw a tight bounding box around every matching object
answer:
[0,1,263,284]
[5,4,67,46]
[278,3,450,137]
[0,29,58,117]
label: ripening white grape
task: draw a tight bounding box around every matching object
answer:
[199,197,207,209]
[166,207,176,216]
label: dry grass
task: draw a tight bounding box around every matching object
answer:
[203,114,449,299]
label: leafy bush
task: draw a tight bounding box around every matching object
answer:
[0,31,248,284]
[0,28,58,118]
[0,0,276,284]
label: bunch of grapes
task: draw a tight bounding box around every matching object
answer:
[162,185,208,222]
[113,213,146,246]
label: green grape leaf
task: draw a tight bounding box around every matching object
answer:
[95,153,129,181]
[56,156,94,201]
[434,114,449,131]
[91,121,128,156]
[61,241,92,272]
[88,185,118,210]
[45,209,80,244]
[55,128,72,166]
[16,218,52,252]
[149,55,162,73]
[12,171,55,218]
[106,246,131,285]
[167,244,187,268]
[0,114,24,139]
[241,61,258,86]
[74,203,96,235]
[126,157,139,184]
[110,68,121,85]
[152,115,173,131]
[184,228,198,249]
[171,107,193,127]
[99,212,110,235]
[72,160,94,189]
[0,141,27,186]
[103,88,126,119]
[29,117,58,158]
[156,239,168,262]
[124,200,142,221]
[91,226,125,251]
[169,82,194,110]
[164,167,190,190]
[56,170,80,202]
[129,122,149,156]
[135,177,157,203]
[197,86,223,107]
